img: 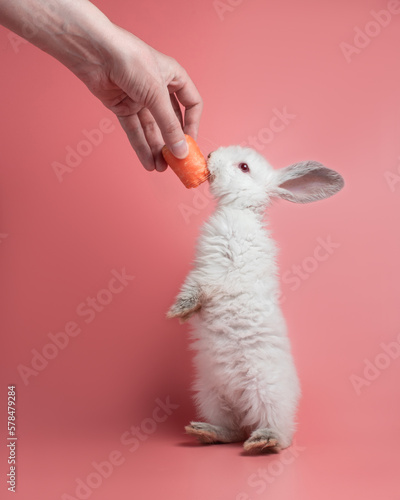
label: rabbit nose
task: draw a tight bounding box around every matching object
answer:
[207,152,213,159]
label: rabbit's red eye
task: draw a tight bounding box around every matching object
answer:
[239,163,250,173]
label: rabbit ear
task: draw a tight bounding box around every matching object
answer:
[273,161,344,204]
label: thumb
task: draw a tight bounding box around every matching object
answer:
[147,88,189,159]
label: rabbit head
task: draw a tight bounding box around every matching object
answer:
[207,146,344,210]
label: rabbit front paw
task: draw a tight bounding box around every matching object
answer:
[167,289,202,323]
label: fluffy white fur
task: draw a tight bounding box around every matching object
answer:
[167,146,344,454]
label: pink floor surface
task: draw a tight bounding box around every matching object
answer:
[16,426,399,499]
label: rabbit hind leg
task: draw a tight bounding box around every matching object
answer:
[243,428,283,454]
[185,421,244,444]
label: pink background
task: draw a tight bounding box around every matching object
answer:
[1,0,400,498]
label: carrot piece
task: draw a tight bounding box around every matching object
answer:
[162,134,210,189]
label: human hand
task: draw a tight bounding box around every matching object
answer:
[73,25,203,172]
[0,0,203,172]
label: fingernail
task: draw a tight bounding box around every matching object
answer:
[171,139,189,159]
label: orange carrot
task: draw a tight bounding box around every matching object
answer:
[162,134,209,189]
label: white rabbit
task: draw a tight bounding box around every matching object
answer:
[167,145,344,454]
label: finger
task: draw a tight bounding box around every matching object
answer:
[178,83,203,141]
[118,114,156,171]
[168,68,203,140]
[147,86,189,159]
[137,108,168,172]
[170,93,184,129]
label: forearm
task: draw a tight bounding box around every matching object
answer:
[0,0,114,77]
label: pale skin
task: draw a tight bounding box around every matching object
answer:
[0,0,203,171]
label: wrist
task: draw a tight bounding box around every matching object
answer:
[42,1,115,81]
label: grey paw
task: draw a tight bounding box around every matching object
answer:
[167,294,201,322]
[243,429,281,454]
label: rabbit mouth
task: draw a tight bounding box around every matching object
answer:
[206,158,215,183]
[206,152,215,183]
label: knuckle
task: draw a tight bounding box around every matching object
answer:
[164,120,180,136]
[167,55,181,71]
[194,97,204,112]
[124,121,142,135]
[143,82,164,108]
[141,119,157,135]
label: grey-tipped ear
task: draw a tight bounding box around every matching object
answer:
[274,161,344,204]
